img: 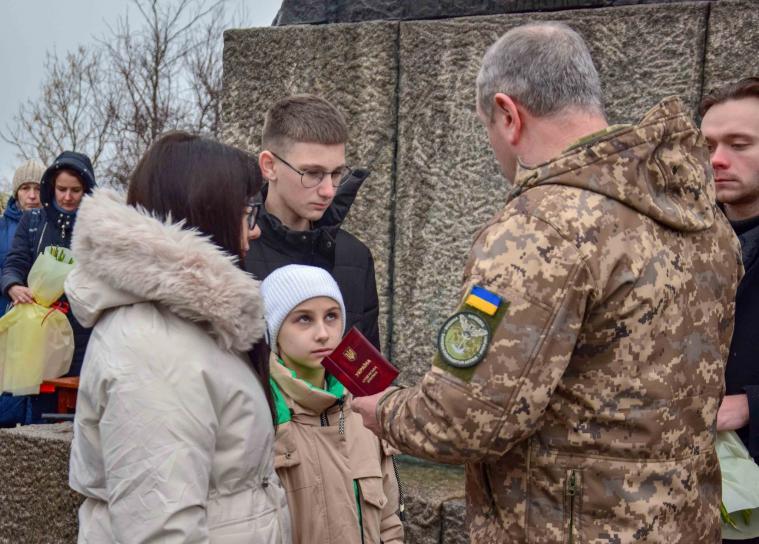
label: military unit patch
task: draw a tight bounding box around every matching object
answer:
[434,285,509,381]
[437,311,491,368]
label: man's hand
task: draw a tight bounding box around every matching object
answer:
[8,285,34,305]
[717,394,750,431]
[351,391,386,436]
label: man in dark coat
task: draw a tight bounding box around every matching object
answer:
[701,77,759,544]
[245,95,381,349]
[1,151,97,378]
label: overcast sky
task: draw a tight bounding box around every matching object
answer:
[0,0,282,189]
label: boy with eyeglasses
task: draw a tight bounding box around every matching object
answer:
[246,94,381,349]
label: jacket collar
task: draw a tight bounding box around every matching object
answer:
[732,215,759,273]
[510,97,716,233]
[256,168,371,256]
[269,353,345,414]
[258,206,339,256]
[64,189,265,352]
[2,198,22,222]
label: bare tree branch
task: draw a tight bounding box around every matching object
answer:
[0,47,117,168]
[3,0,239,187]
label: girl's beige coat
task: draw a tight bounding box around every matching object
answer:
[270,357,403,544]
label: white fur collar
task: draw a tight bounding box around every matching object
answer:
[66,189,265,351]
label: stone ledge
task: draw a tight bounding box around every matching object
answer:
[396,456,468,544]
[0,423,81,544]
[0,425,468,543]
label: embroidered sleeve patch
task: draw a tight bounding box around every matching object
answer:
[438,312,490,368]
[464,286,501,316]
[433,286,509,382]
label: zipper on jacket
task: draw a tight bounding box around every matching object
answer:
[480,464,498,517]
[354,480,365,544]
[526,438,532,541]
[566,470,578,544]
[337,398,345,436]
[391,455,406,521]
[320,400,346,436]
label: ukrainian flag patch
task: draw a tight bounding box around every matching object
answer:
[464,286,501,316]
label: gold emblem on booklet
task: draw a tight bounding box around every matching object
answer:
[323,328,400,397]
[343,346,358,362]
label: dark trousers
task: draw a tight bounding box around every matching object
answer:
[0,391,57,426]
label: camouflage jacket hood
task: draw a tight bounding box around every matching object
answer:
[511,97,715,233]
[377,97,742,543]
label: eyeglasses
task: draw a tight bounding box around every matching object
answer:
[245,200,261,231]
[270,151,351,188]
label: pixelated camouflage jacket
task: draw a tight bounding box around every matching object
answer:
[377,97,742,543]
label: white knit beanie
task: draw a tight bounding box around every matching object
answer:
[12,159,45,196]
[260,264,346,354]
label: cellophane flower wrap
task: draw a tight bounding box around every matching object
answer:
[719,430,759,539]
[0,246,75,395]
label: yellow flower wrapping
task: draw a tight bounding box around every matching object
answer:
[0,247,75,395]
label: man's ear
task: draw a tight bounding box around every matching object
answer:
[493,93,523,145]
[259,150,277,182]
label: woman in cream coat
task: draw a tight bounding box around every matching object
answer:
[65,132,291,543]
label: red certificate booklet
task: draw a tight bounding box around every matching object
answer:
[321,327,400,397]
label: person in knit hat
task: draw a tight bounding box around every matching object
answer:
[0,159,44,317]
[0,159,44,426]
[11,159,44,212]
[260,264,403,544]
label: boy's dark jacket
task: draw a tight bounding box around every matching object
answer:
[245,169,381,349]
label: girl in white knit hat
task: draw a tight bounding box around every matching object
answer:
[261,264,404,544]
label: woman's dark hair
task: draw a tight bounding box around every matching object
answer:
[127,131,276,423]
[52,168,85,187]
[128,131,259,262]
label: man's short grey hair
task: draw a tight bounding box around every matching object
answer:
[476,22,604,119]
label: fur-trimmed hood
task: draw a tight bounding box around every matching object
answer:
[64,189,265,351]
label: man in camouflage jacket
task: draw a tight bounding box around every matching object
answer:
[353,23,742,543]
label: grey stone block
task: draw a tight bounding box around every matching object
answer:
[274,0,330,25]
[703,0,759,100]
[222,21,399,353]
[0,423,80,543]
[274,0,708,25]
[397,458,467,544]
[391,3,707,384]
[337,0,405,22]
